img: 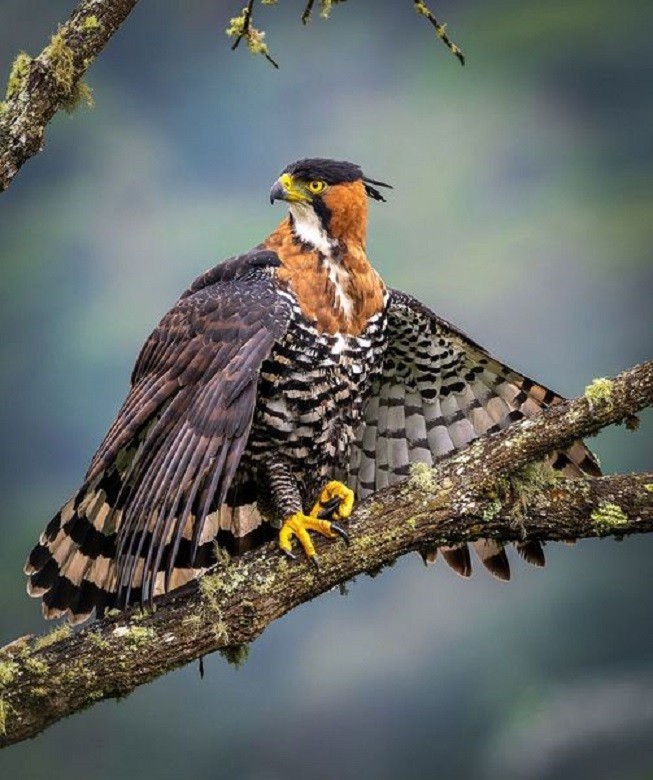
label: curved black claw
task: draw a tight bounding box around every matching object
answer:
[282,549,297,561]
[317,496,342,520]
[311,555,321,571]
[330,522,350,546]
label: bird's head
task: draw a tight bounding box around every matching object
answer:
[269,158,391,250]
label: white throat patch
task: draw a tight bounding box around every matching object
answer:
[289,202,335,257]
[289,203,354,322]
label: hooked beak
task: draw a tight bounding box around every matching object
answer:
[269,173,307,205]
[269,179,286,204]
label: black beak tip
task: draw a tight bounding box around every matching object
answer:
[269,181,285,205]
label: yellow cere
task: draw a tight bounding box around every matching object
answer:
[278,173,327,201]
[277,172,307,202]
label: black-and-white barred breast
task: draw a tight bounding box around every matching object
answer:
[248,290,389,506]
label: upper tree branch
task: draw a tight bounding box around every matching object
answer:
[1,360,651,748]
[0,0,140,192]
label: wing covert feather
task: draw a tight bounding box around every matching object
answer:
[348,288,600,579]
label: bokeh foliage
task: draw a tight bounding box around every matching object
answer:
[0,1,652,778]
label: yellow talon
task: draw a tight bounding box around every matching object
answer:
[310,480,355,520]
[278,482,354,563]
[279,511,342,561]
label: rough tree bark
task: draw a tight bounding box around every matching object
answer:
[0,0,140,192]
[0,359,651,749]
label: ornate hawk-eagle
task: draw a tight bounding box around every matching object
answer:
[26,158,600,623]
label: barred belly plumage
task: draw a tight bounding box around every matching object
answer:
[248,303,387,504]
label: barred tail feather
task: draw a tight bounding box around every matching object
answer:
[473,539,511,581]
[516,540,546,567]
[426,540,511,580]
[25,487,117,624]
[24,471,216,624]
[25,466,267,624]
[441,545,472,577]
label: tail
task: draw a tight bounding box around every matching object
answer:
[25,483,118,624]
[422,436,601,578]
[24,467,219,624]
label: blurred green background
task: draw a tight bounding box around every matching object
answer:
[1,1,652,778]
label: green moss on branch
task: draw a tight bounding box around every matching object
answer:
[585,377,614,410]
[591,502,628,530]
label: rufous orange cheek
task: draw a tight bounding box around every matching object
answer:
[321,181,368,247]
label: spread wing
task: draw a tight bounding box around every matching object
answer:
[27,252,292,619]
[347,289,600,578]
[100,263,291,604]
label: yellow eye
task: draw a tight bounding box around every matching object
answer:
[307,180,326,194]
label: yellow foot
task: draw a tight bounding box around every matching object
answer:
[310,480,355,522]
[278,482,354,567]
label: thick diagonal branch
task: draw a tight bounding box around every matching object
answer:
[0,0,139,192]
[1,359,652,748]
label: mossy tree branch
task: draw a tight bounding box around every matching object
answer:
[1,359,652,748]
[0,0,141,192]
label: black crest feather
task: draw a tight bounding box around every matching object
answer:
[362,176,393,202]
[281,158,392,202]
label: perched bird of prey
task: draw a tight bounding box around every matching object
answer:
[25,158,600,624]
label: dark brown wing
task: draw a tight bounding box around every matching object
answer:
[87,249,281,478]
[347,289,600,578]
[26,251,291,620]
[107,262,291,604]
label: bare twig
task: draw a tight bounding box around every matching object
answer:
[1,359,651,748]
[226,1,279,69]
[301,0,348,24]
[301,0,317,24]
[414,0,465,65]
[229,1,462,66]
[230,0,255,50]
